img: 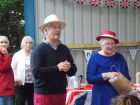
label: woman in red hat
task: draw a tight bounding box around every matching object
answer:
[86,30,131,105]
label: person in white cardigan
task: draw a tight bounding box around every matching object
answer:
[11,36,34,105]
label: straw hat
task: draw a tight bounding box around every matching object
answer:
[39,14,66,32]
[96,30,119,44]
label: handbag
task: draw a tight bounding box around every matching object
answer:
[108,65,133,94]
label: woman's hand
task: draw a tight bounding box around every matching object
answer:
[15,80,23,86]
[1,47,8,55]
[102,72,119,80]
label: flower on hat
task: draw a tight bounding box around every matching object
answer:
[96,30,119,44]
[39,14,66,33]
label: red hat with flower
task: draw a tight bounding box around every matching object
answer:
[96,30,119,44]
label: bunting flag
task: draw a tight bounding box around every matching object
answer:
[119,0,132,8]
[129,49,137,61]
[84,50,93,62]
[72,0,140,8]
[104,0,116,8]
[88,0,101,6]
[74,0,86,4]
[135,0,140,8]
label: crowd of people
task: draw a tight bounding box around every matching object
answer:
[0,14,140,105]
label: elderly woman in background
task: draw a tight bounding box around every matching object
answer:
[86,30,131,105]
[0,36,15,105]
[11,36,34,105]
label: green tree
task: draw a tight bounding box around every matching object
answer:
[0,0,18,4]
[0,0,24,54]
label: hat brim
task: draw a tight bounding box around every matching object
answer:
[39,21,66,33]
[96,36,119,44]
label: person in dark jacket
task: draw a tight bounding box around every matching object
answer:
[30,14,77,105]
[0,36,15,105]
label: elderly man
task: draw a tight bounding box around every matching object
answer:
[30,14,77,105]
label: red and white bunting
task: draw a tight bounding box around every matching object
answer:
[74,0,86,4]
[71,0,140,8]
[88,0,101,6]
[135,0,140,8]
[119,0,132,8]
[104,0,116,8]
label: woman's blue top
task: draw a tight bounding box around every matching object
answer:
[86,52,131,105]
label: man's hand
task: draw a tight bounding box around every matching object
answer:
[57,60,71,72]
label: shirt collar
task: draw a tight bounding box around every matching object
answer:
[43,38,61,50]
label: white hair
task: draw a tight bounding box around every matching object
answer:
[44,26,49,30]
[44,22,61,31]
[0,36,9,47]
[99,37,117,48]
[99,38,107,46]
[20,36,34,49]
